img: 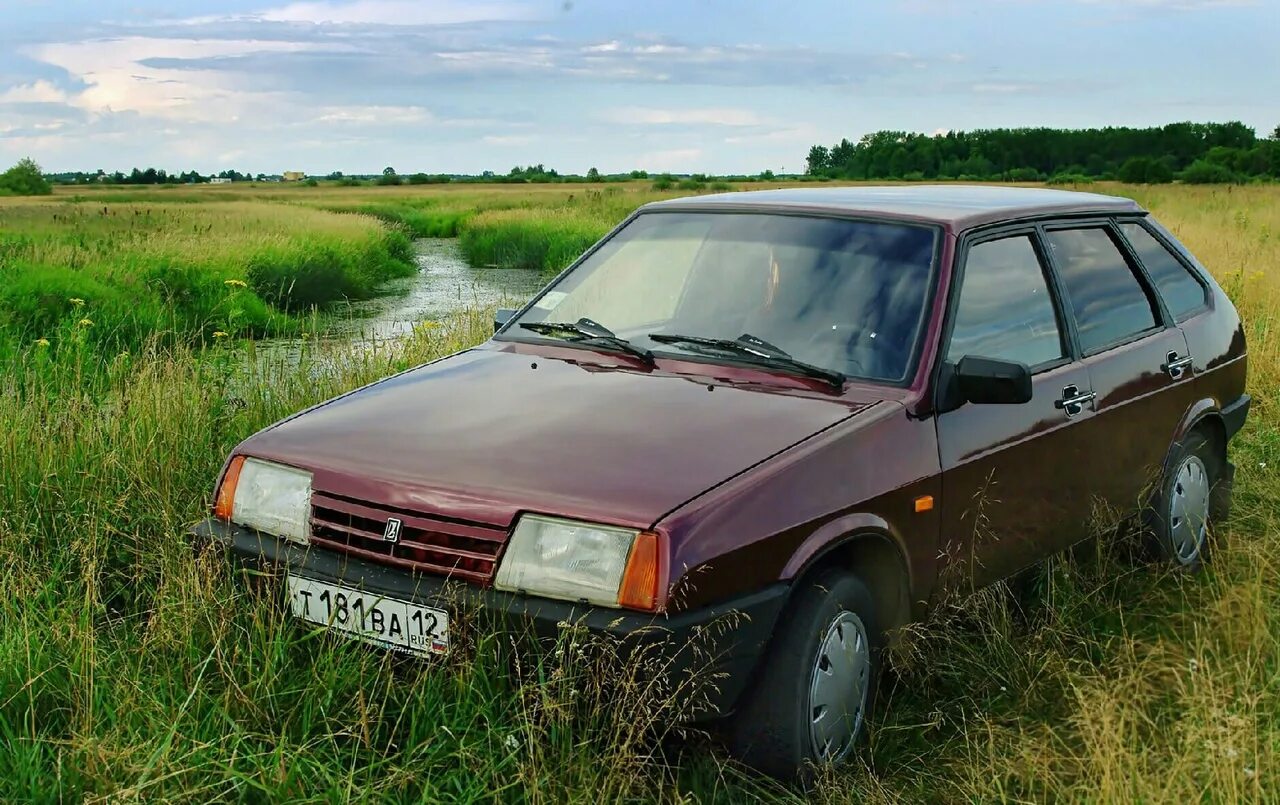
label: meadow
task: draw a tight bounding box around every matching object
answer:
[0,180,1276,801]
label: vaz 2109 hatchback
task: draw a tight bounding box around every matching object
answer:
[195,186,1248,778]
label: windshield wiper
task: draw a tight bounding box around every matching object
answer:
[648,332,845,389]
[519,318,654,365]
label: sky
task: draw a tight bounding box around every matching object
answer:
[0,0,1277,175]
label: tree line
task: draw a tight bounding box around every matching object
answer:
[806,122,1280,184]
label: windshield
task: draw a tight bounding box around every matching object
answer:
[508,212,938,384]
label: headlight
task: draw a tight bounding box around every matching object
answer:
[215,456,312,544]
[494,514,662,611]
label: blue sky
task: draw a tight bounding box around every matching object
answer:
[1,0,1277,174]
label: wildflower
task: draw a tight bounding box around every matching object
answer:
[78,318,93,327]
[35,338,50,348]
[504,734,520,751]
[69,297,85,307]
[224,278,247,288]
[213,331,229,339]
[1260,462,1267,470]
[1188,658,1199,673]
[1244,766,1255,779]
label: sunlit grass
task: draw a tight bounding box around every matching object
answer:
[0,181,1278,800]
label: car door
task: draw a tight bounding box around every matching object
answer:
[1040,222,1195,521]
[935,230,1097,591]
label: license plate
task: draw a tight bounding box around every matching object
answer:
[286,574,450,657]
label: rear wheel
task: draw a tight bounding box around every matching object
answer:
[727,569,882,779]
[1150,429,1221,570]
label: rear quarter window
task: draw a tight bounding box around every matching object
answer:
[1119,222,1208,320]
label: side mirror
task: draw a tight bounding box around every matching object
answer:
[954,355,1033,405]
[493,308,517,333]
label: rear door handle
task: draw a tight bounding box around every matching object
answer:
[1162,350,1193,380]
[1054,384,1096,418]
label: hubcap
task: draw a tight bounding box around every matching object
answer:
[1169,455,1210,564]
[808,611,870,763]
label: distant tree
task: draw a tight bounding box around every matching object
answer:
[0,157,52,195]
[407,172,431,185]
[327,171,345,180]
[383,166,397,176]
[759,169,776,181]
[806,145,830,175]
[586,167,602,182]
[1271,124,1280,140]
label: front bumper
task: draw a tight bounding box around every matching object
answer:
[192,518,787,720]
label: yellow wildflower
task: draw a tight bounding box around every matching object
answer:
[213,331,229,339]
[35,338,50,348]
[78,318,93,327]
[224,279,248,288]
[69,297,85,307]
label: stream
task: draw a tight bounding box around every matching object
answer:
[251,238,545,364]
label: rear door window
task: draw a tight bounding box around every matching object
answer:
[1119,222,1208,320]
[1043,227,1160,354]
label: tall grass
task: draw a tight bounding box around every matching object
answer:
[1,182,1277,800]
[0,200,415,353]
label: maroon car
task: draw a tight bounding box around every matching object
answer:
[196,186,1248,778]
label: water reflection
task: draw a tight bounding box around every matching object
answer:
[252,238,545,365]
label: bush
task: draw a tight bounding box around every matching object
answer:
[1047,173,1096,186]
[0,158,52,196]
[1118,157,1174,184]
[1005,167,1045,182]
[1180,160,1239,184]
[651,176,674,191]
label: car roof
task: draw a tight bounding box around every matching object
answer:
[642,184,1145,230]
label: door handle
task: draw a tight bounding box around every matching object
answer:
[1054,384,1096,418]
[1162,350,1193,380]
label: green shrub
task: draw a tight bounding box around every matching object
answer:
[1047,173,1096,186]
[0,158,52,196]
[1180,160,1239,184]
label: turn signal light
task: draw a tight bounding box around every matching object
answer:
[214,455,245,521]
[618,531,662,611]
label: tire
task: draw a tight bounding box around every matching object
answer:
[727,569,882,780]
[1149,429,1222,570]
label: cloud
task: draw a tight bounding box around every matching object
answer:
[601,107,767,127]
[176,0,538,27]
[314,105,434,124]
[481,134,534,146]
[0,80,69,104]
[24,37,341,122]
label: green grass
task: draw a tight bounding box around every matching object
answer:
[1,182,1278,800]
[0,200,416,354]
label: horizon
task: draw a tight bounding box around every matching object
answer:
[2,0,1278,175]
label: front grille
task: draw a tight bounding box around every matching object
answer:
[309,492,506,585]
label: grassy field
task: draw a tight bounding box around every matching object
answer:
[0,181,1277,801]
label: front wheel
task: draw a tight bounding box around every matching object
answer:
[727,569,882,779]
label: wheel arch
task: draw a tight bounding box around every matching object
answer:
[1171,398,1227,464]
[782,522,914,638]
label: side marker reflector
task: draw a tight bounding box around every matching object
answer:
[914,495,934,513]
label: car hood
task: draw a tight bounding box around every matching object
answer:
[240,345,874,529]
